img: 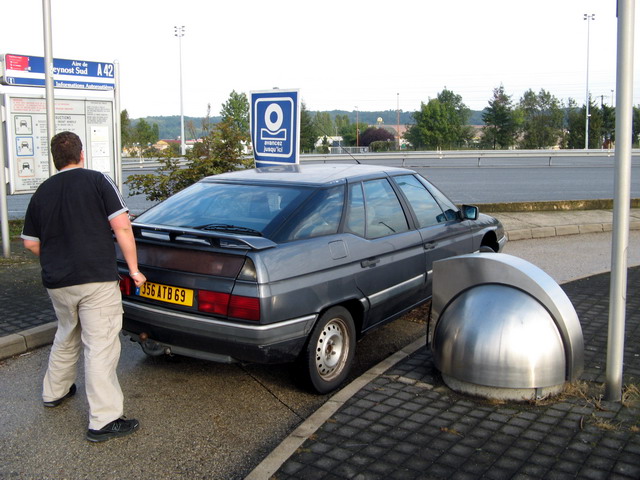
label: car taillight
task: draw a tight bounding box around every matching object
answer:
[198,291,230,315]
[197,290,260,321]
[119,275,133,296]
[229,295,260,321]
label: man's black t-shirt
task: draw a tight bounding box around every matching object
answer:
[22,168,129,289]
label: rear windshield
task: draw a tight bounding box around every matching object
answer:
[135,182,311,235]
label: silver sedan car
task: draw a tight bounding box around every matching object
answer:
[117,164,506,393]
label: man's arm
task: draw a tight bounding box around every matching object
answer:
[23,239,40,257]
[110,212,147,287]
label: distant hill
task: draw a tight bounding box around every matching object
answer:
[132,109,485,140]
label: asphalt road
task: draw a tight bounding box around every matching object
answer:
[5,161,640,219]
[414,166,640,204]
[2,231,639,479]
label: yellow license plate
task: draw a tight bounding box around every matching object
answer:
[137,282,194,307]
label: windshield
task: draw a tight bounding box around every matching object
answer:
[135,182,311,235]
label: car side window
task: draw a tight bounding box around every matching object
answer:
[415,176,460,222]
[363,179,409,238]
[286,186,345,241]
[394,174,445,228]
[345,183,366,237]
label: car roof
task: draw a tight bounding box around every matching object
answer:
[200,163,415,186]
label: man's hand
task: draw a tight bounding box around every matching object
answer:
[130,272,147,287]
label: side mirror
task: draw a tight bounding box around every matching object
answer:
[461,205,479,221]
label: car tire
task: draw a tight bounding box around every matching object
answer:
[301,306,356,394]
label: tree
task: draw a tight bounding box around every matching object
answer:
[132,118,160,152]
[125,95,253,201]
[334,114,350,133]
[404,88,472,150]
[339,121,368,146]
[633,105,640,147]
[565,97,614,149]
[313,112,335,138]
[481,86,517,149]
[220,90,250,139]
[120,110,132,149]
[601,103,615,147]
[318,136,331,154]
[299,103,318,153]
[565,98,583,149]
[359,127,394,146]
[587,99,605,149]
[516,89,564,149]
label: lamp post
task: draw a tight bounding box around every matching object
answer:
[584,13,595,150]
[174,25,186,156]
[396,93,400,150]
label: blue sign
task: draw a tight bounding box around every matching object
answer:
[1,53,115,90]
[250,89,300,167]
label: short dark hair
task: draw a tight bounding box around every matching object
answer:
[50,131,83,170]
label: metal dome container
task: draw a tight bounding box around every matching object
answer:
[431,253,584,401]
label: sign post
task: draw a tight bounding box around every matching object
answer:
[0,111,9,258]
[250,89,300,168]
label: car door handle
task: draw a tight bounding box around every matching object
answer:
[361,258,380,268]
[424,242,436,251]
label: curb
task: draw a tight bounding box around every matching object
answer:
[506,220,640,242]
[477,198,640,213]
[0,322,56,361]
[244,335,428,480]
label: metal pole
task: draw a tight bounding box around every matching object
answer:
[42,0,56,176]
[584,13,595,150]
[605,0,635,402]
[114,60,123,191]
[396,93,400,150]
[175,26,186,156]
[0,109,10,258]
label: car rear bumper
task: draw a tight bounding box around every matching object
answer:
[122,300,318,364]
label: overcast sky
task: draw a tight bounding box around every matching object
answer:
[2,0,638,119]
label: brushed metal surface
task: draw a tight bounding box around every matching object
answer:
[433,284,566,388]
[431,253,584,384]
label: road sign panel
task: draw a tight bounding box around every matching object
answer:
[250,89,299,167]
[1,53,115,90]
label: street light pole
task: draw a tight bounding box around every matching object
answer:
[584,13,595,150]
[396,93,400,150]
[174,25,186,156]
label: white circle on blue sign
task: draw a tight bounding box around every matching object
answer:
[264,103,284,132]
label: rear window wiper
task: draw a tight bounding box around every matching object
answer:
[194,223,263,236]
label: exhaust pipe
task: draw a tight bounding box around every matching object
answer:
[137,333,171,357]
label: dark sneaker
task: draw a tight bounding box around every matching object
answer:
[86,418,140,443]
[43,384,77,408]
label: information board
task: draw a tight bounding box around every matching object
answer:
[4,94,116,194]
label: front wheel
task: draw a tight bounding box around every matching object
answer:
[300,307,356,394]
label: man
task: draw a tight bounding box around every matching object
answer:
[22,131,146,442]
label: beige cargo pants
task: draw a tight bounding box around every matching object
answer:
[43,281,124,430]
